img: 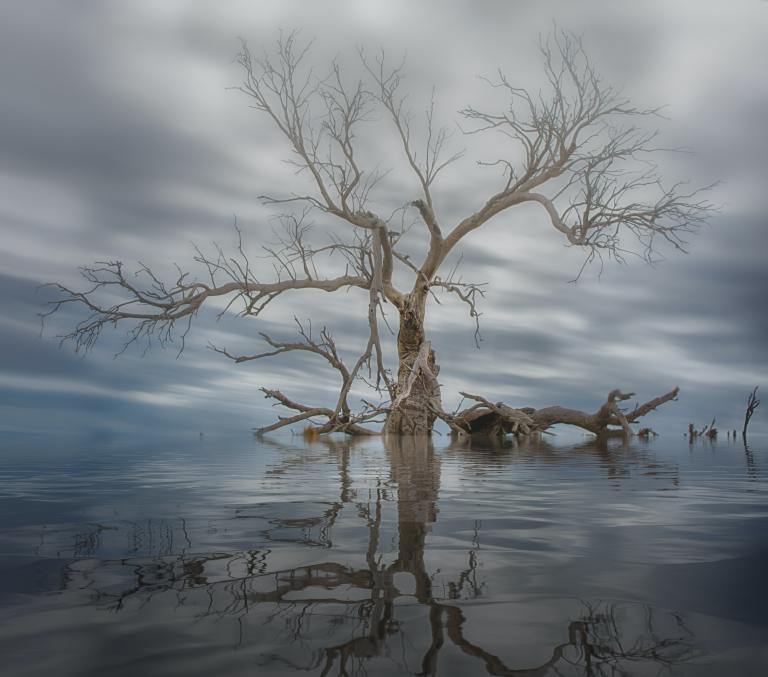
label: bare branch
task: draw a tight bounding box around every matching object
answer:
[443,28,715,274]
[428,276,486,347]
[361,54,463,214]
[256,387,380,436]
[43,236,369,355]
[236,32,397,232]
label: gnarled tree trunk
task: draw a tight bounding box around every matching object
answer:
[385,291,442,435]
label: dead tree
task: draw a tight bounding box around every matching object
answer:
[743,386,760,441]
[45,30,713,436]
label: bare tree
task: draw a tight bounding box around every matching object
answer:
[45,30,714,436]
[743,386,760,441]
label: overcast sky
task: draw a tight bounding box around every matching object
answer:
[1,0,766,437]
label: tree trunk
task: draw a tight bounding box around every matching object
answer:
[385,291,442,435]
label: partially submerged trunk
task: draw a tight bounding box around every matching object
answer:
[385,291,441,436]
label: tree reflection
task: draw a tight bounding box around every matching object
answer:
[445,433,681,486]
[743,441,759,480]
[50,436,700,675]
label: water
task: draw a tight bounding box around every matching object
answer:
[0,432,766,676]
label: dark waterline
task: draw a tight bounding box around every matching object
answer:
[0,433,766,676]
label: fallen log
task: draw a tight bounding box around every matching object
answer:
[447,387,679,438]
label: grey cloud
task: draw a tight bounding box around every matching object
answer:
[1,1,767,436]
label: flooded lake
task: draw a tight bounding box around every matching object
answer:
[1,432,766,675]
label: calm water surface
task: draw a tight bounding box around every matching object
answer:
[0,433,766,676]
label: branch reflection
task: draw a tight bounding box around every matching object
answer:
[48,436,701,675]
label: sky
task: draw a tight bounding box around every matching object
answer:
[1,0,767,437]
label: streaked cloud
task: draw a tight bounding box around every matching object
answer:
[1,1,766,436]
